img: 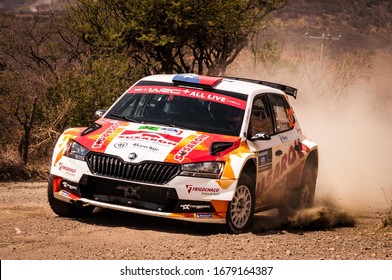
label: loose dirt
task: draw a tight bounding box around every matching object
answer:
[0,181,391,260]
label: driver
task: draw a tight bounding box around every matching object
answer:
[209,102,242,131]
[224,106,242,130]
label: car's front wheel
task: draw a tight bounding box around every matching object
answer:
[47,175,95,218]
[226,174,255,234]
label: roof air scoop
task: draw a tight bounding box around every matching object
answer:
[173,74,222,88]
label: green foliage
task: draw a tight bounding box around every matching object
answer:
[68,0,287,75]
[44,53,144,129]
[0,1,287,164]
[253,40,282,70]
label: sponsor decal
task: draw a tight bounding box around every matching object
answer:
[174,134,209,162]
[245,108,251,125]
[196,213,213,218]
[186,184,220,195]
[61,190,70,197]
[256,140,306,195]
[114,142,128,149]
[130,86,246,109]
[138,125,159,132]
[59,163,76,175]
[132,143,160,153]
[257,148,272,171]
[180,204,211,211]
[92,122,122,149]
[62,181,78,191]
[60,189,79,200]
[118,131,182,147]
[279,134,289,143]
[133,87,183,95]
[159,127,182,135]
[139,125,183,135]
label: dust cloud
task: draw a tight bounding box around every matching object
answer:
[294,59,392,214]
[286,200,356,230]
[229,49,392,230]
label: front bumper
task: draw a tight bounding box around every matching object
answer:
[53,174,231,224]
[51,150,237,224]
[78,197,226,224]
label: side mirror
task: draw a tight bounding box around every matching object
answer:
[95,109,106,118]
[249,132,271,141]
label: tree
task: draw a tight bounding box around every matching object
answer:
[45,53,144,130]
[0,0,288,166]
[67,0,287,75]
[0,12,82,163]
[0,10,143,164]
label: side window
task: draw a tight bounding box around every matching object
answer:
[269,94,295,133]
[249,95,274,136]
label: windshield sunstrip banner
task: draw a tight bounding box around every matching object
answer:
[129,86,246,109]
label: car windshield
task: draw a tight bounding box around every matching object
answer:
[106,86,246,136]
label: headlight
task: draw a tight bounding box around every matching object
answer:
[180,162,224,179]
[64,140,89,161]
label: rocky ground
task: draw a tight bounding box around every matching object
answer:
[0,181,391,260]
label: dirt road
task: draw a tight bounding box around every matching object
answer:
[0,181,391,260]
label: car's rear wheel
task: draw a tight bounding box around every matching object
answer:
[279,159,317,221]
[226,173,255,234]
[47,175,95,218]
[295,163,317,209]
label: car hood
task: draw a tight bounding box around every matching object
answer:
[75,119,240,164]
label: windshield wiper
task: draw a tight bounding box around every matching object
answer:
[165,123,189,130]
[110,113,139,123]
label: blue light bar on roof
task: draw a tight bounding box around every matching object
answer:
[173,74,222,88]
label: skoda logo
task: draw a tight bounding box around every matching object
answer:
[128,152,138,160]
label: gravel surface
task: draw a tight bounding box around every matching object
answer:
[0,181,391,260]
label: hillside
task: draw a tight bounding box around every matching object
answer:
[0,0,64,13]
[274,0,392,50]
[2,0,391,49]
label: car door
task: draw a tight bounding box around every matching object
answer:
[247,93,298,210]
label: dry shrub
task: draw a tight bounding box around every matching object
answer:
[0,145,49,181]
[380,204,392,228]
[378,188,392,228]
[380,210,392,228]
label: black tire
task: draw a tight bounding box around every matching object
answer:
[295,163,317,210]
[279,160,317,222]
[226,173,255,234]
[47,175,95,218]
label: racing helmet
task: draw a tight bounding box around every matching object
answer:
[162,97,184,119]
[209,102,241,121]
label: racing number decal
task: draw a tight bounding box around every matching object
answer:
[286,108,295,128]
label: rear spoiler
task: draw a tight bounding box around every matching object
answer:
[223,76,298,99]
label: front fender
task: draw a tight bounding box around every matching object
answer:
[51,127,86,169]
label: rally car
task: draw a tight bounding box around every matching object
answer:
[48,73,318,233]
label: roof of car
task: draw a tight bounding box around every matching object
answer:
[139,74,291,97]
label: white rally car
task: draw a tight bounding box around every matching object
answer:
[48,74,318,233]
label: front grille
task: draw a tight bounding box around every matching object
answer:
[80,176,178,212]
[85,153,180,184]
